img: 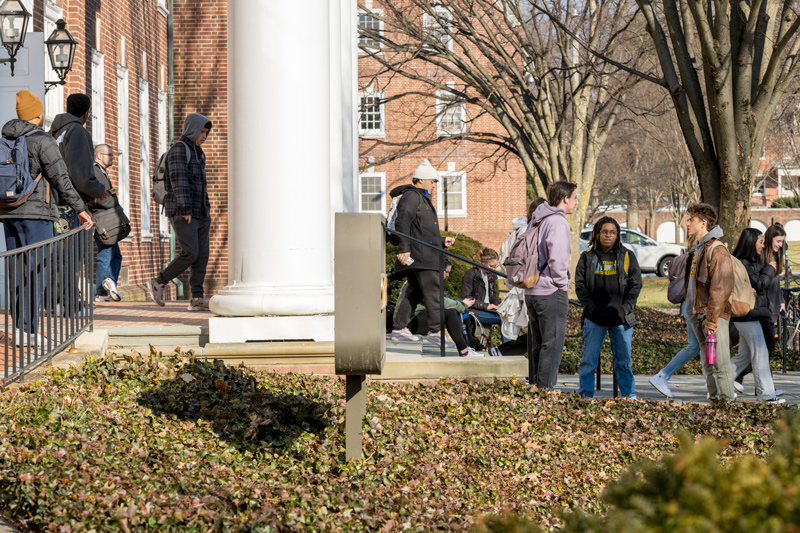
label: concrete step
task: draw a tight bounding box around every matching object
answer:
[107,325,208,348]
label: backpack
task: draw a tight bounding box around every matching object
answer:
[502,214,554,289]
[152,141,192,205]
[385,192,420,245]
[0,131,45,209]
[707,240,756,317]
[666,249,690,305]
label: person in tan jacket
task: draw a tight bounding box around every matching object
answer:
[684,203,736,401]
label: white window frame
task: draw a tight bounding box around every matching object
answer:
[139,78,152,238]
[116,64,130,217]
[43,2,64,131]
[436,171,467,217]
[357,90,385,137]
[91,49,105,144]
[436,88,466,136]
[358,9,383,52]
[423,7,453,51]
[157,0,169,17]
[358,172,387,215]
[157,89,169,237]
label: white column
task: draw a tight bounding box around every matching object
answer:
[210,0,347,342]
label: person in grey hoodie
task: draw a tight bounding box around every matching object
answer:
[525,181,578,389]
[147,113,213,311]
[49,94,106,202]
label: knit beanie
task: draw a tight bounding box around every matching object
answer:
[16,90,44,121]
[412,159,439,181]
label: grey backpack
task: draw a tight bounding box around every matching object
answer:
[502,214,554,289]
[152,141,192,205]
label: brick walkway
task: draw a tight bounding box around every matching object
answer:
[93,300,211,328]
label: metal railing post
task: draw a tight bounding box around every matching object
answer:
[440,251,445,358]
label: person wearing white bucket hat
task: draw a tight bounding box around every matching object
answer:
[390,159,455,346]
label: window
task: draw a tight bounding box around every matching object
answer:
[157,89,169,237]
[139,78,151,237]
[436,171,467,216]
[358,91,384,137]
[621,230,649,246]
[423,8,453,51]
[358,172,386,214]
[436,89,466,136]
[43,2,64,130]
[91,49,105,144]
[116,64,130,216]
[358,9,383,50]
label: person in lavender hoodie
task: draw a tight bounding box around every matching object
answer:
[525,181,578,389]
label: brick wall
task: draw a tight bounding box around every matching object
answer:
[172,0,228,297]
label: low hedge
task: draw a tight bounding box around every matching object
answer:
[0,351,784,531]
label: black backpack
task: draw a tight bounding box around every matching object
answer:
[152,141,192,206]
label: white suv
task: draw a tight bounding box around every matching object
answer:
[579,227,684,277]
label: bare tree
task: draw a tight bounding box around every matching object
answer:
[359,0,647,257]
[550,0,800,242]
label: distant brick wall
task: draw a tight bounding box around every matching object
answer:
[172,0,228,296]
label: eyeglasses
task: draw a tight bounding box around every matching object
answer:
[600,230,617,236]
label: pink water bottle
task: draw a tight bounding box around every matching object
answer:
[705,333,717,365]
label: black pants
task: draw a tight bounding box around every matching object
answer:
[408,309,468,352]
[393,269,441,334]
[157,215,211,298]
[525,290,569,389]
[735,319,775,384]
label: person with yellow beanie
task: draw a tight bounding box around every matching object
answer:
[1,90,93,341]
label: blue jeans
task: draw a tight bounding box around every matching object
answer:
[578,318,635,398]
[475,310,509,342]
[662,301,701,379]
[96,243,122,296]
[3,219,55,333]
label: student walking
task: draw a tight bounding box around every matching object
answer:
[575,216,642,399]
[525,181,577,390]
[91,144,124,302]
[147,113,213,311]
[684,203,736,401]
[390,159,455,346]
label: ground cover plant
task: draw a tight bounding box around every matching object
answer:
[0,351,785,531]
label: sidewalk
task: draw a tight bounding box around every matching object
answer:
[94,300,209,328]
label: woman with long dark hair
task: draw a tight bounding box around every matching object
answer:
[575,216,642,399]
[729,228,782,403]
[734,223,786,392]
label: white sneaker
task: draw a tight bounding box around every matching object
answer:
[489,347,502,357]
[733,381,744,394]
[460,347,484,357]
[187,298,210,312]
[94,295,113,302]
[391,328,420,342]
[102,278,122,301]
[426,331,446,346]
[648,371,673,399]
[147,278,166,307]
[766,397,786,405]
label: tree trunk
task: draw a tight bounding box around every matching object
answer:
[626,186,638,231]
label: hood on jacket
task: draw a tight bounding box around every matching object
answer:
[511,216,528,230]
[694,225,724,253]
[49,112,82,136]
[389,184,417,199]
[181,113,212,144]
[531,201,565,223]
[2,119,38,140]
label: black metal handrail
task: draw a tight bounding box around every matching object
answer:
[387,227,508,360]
[2,225,94,383]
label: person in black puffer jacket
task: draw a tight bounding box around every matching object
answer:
[390,159,455,346]
[461,247,507,342]
[729,228,782,403]
[1,91,93,338]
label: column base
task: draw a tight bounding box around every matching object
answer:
[209,315,334,344]
[209,283,334,317]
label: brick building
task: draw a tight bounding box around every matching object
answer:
[357,1,528,251]
[16,0,228,299]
